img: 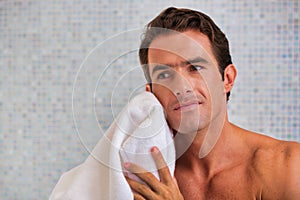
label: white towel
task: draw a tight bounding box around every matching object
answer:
[49,91,176,200]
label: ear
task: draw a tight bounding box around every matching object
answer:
[145,84,151,92]
[223,64,237,94]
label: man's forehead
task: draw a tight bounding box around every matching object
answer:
[149,35,206,53]
[147,45,212,68]
[149,33,212,60]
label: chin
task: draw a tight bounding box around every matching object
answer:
[170,116,204,134]
[167,107,210,132]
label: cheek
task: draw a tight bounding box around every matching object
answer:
[151,84,174,107]
[200,71,224,95]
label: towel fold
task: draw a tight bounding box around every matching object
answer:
[49,91,175,200]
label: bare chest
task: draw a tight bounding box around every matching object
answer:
[175,166,261,200]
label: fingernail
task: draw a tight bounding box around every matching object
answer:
[150,146,158,153]
[124,162,130,168]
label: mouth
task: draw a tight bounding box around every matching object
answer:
[173,100,202,111]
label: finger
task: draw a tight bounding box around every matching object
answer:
[150,146,173,185]
[173,176,180,187]
[125,176,158,200]
[124,162,161,192]
[133,193,145,200]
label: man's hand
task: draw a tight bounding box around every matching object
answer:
[124,146,184,200]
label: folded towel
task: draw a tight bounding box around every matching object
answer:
[49,91,175,200]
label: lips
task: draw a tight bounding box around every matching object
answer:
[173,100,201,111]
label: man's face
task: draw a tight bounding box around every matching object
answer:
[147,30,227,134]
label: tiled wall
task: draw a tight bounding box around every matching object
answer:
[0,0,299,199]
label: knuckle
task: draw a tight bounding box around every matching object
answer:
[135,183,148,193]
[162,189,172,198]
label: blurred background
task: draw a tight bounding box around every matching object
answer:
[0,0,299,199]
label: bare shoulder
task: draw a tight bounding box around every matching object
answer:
[279,140,300,199]
[246,132,300,199]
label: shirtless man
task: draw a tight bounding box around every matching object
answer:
[124,7,300,199]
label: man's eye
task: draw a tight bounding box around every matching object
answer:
[157,72,171,80]
[189,65,203,71]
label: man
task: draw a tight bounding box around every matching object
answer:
[124,7,300,199]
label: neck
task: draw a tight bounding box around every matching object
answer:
[175,119,247,178]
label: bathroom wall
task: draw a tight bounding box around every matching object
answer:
[0,0,299,199]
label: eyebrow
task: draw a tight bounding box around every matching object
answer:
[151,56,209,76]
[183,56,209,66]
[151,65,169,76]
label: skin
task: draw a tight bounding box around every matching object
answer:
[125,30,300,199]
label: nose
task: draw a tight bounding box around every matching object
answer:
[172,73,193,97]
[175,88,192,96]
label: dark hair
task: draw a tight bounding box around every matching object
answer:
[139,7,233,101]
